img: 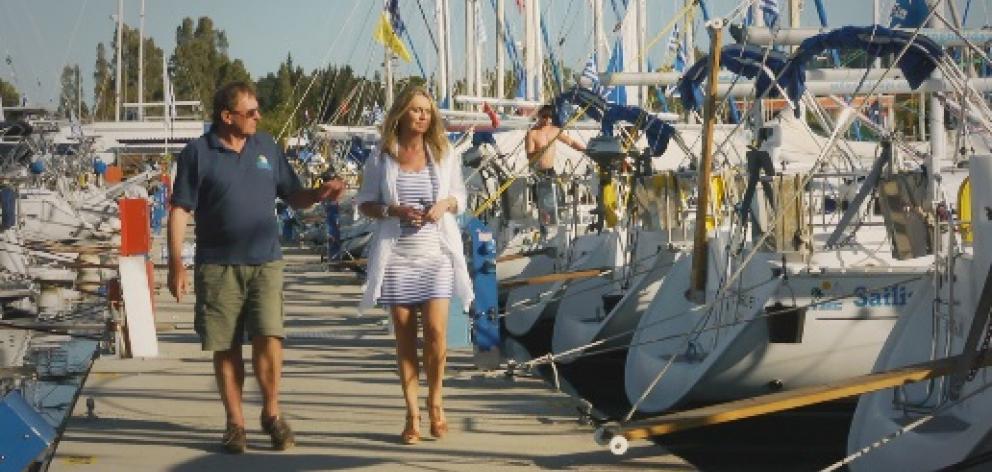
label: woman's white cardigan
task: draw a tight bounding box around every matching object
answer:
[354,146,474,313]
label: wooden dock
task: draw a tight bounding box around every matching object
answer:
[49,246,687,471]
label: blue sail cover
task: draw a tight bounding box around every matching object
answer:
[601,105,676,156]
[551,87,674,156]
[785,25,944,106]
[552,86,608,123]
[676,44,790,111]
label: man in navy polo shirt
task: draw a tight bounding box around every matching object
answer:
[167,81,344,453]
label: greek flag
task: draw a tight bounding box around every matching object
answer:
[760,0,779,28]
[665,24,686,96]
[667,23,680,53]
[581,56,613,99]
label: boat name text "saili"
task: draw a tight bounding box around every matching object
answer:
[810,285,911,311]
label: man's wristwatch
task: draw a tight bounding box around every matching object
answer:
[380,204,390,218]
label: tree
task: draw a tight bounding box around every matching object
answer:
[0,78,18,109]
[57,65,89,119]
[170,16,250,117]
[119,26,165,119]
[91,23,166,121]
[92,43,114,120]
[218,59,251,88]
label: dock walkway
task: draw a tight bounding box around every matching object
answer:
[50,247,688,471]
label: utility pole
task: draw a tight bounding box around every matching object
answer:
[689,19,724,303]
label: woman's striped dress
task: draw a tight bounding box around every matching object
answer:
[378,164,454,306]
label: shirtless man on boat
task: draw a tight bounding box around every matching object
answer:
[526,105,586,223]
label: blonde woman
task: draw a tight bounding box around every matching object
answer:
[355,87,474,444]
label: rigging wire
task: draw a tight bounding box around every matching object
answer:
[54,0,91,114]
[414,0,440,52]
[276,0,368,140]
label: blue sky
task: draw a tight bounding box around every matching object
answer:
[0,0,984,109]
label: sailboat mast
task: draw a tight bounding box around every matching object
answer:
[138,0,145,121]
[385,49,394,109]
[436,0,450,107]
[534,0,544,102]
[466,0,477,109]
[684,0,695,64]
[496,0,505,101]
[689,19,724,303]
[115,0,123,122]
[927,1,946,205]
[592,0,607,66]
[474,1,483,100]
[636,0,647,106]
[524,0,534,101]
[77,67,82,120]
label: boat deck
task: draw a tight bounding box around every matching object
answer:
[49,246,687,471]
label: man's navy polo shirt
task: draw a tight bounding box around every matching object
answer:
[171,128,302,265]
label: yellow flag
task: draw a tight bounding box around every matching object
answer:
[373,12,412,63]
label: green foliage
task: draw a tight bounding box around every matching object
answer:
[253,58,390,137]
[0,78,18,108]
[170,16,246,119]
[57,65,89,119]
[90,23,165,121]
[92,43,113,120]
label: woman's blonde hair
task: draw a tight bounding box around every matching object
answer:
[380,86,449,162]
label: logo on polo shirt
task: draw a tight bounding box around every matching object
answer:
[256,154,272,170]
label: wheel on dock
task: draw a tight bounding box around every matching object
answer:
[593,425,619,446]
[608,434,629,456]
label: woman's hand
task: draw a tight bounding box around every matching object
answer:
[424,197,455,223]
[391,204,426,226]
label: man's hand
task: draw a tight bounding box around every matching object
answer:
[317,178,346,202]
[167,263,188,302]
